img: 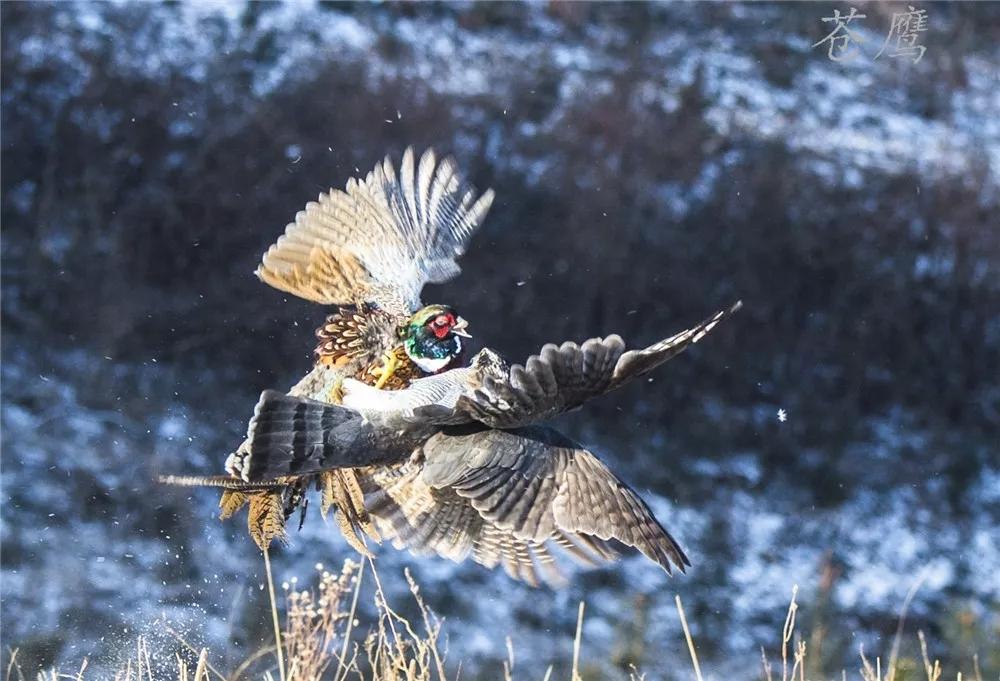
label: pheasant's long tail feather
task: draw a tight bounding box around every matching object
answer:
[157,474,284,491]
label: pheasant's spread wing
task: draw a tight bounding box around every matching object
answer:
[343,302,740,428]
[362,426,688,586]
[257,147,494,315]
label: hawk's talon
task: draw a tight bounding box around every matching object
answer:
[328,377,345,404]
[371,351,399,390]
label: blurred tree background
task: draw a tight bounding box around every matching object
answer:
[2,2,998,679]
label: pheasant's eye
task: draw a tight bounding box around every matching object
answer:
[433,314,452,328]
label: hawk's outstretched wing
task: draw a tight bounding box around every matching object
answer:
[226,392,689,584]
[342,302,741,428]
[363,426,689,586]
[257,147,494,315]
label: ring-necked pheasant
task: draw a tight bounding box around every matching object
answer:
[162,148,740,586]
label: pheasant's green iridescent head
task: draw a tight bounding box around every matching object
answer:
[401,304,470,374]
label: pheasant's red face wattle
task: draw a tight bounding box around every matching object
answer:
[429,313,456,339]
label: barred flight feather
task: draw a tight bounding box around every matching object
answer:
[256,147,493,315]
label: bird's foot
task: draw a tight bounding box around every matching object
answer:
[371,351,398,390]
[328,377,345,404]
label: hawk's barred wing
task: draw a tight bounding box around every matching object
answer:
[462,301,741,428]
[362,426,688,586]
[363,463,616,588]
[216,399,689,584]
[257,147,494,315]
[342,302,741,429]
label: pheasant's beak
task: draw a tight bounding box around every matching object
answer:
[452,316,472,338]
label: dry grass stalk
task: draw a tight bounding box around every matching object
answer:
[6,562,989,681]
[111,636,155,681]
[356,559,449,680]
[228,645,277,681]
[5,650,22,681]
[403,570,447,681]
[282,560,358,681]
[263,548,287,681]
[572,602,585,681]
[674,595,704,681]
[919,630,942,681]
[161,623,225,681]
[886,570,929,681]
[859,644,877,681]
[791,640,806,681]
[174,649,210,681]
[332,559,365,681]
[782,585,799,681]
[761,645,773,681]
[502,637,514,681]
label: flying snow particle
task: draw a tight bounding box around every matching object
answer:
[777,408,787,423]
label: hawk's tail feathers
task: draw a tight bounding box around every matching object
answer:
[225,390,360,482]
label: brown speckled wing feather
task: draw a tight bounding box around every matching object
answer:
[314,305,397,366]
[256,147,494,315]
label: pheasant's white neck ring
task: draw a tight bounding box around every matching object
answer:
[407,337,460,374]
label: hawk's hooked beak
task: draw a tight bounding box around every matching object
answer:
[452,316,472,338]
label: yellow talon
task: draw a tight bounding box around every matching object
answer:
[372,351,398,390]
[328,377,345,404]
